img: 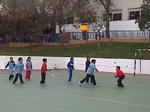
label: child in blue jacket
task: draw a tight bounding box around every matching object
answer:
[25,57,32,80]
[79,59,99,87]
[13,57,25,84]
[67,57,74,83]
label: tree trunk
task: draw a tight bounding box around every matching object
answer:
[106,9,110,38]
[30,36,33,53]
[59,25,64,50]
[52,7,56,34]
[149,30,150,48]
[98,31,101,50]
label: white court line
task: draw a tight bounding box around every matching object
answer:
[51,73,150,87]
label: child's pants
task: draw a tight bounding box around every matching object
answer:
[117,75,125,87]
[9,74,14,80]
[86,74,93,83]
[13,73,24,83]
[25,71,31,79]
[68,69,72,82]
[80,74,97,85]
[40,72,46,83]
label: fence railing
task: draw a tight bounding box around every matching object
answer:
[0,38,9,46]
[8,35,59,43]
[69,30,150,40]
[1,30,149,46]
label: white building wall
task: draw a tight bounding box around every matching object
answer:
[95,0,143,21]
[56,0,143,33]
[56,20,140,33]
[1,56,150,75]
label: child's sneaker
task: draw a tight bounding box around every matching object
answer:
[21,81,25,84]
[40,83,45,85]
[68,81,72,84]
[94,85,99,87]
[79,81,82,87]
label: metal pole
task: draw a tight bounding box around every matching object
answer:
[134,50,137,76]
[87,32,89,57]
[140,50,141,75]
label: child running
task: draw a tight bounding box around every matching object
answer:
[67,57,74,83]
[40,58,49,85]
[5,57,15,80]
[79,59,99,87]
[13,57,25,84]
[25,57,32,80]
[114,66,125,87]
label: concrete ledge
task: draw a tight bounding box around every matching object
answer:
[102,38,149,43]
[9,39,149,47]
[9,42,69,47]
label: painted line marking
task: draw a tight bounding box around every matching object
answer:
[0,95,85,112]
[0,83,150,108]
[51,73,150,87]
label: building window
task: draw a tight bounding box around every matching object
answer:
[129,11,140,20]
[64,17,74,24]
[109,13,122,21]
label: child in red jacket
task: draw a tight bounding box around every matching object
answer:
[40,58,49,85]
[114,66,125,87]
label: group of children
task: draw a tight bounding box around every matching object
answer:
[5,57,49,85]
[67,57,125,88]
[5,57,32,84]
[5,56,125,87]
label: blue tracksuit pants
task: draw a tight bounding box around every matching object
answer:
[68,69,73,82]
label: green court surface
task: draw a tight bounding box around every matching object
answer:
[0,70,150,112]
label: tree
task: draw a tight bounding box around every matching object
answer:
[92,22,105,50]
[136,0,150,48]
[46,0,92,50]
[74,0,97,25]
[0,0,52,51]
[93,0,113,38]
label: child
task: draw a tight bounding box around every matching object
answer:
[5,57,15,80]
[85,57,92,83]
[25,57,32,80]
[79,59,99,87]
[40,58,49,85]
[67,57,74,83]
[114,66,125,87]
[13,57,25,84]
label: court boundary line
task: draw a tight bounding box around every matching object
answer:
[0,82,150,109]
[52,73,150,87]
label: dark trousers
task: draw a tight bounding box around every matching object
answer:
[86,74,92,83]
[9,74,14,80]
[13,73,23,83]
[117,75,125,87]
[40,73,46,83]
[80,74,97,85]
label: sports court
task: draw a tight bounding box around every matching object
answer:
[0,70,150,112]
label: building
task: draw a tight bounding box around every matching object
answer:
[57,0,143,33]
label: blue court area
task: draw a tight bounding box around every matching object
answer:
[0,70,150,112]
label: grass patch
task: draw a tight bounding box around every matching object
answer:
[0,42,150,59]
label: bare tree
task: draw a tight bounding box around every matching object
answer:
[93,0,114,38]
[46,0,92,49]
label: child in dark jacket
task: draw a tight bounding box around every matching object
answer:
[5,57,15,80]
